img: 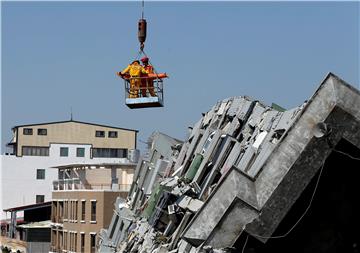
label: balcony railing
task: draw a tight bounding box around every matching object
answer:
[50,245,61,253]
[53,179,131,192]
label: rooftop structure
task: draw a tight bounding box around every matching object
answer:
[7,119,138,157]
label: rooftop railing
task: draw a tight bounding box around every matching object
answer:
[52,180,131,192]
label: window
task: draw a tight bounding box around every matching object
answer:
[77,147,85,157]
[52,201,57,222]
[90,234,96,253]
[80,233,85,253]
[22,146,49,156]
[92,148,127,158]
[23,128,33,135]
[59,231,63,248]
[81,201,86,221]
[60,147,69,157]
[52,229,57,249]
[75,200,78,221]
[74,232,77,252]
[90,201,96,222]
[59,201,64,222]
[69,232,72,251]
[64,201,68,220]
[36,195,45,203]
[71,201,73,221]
[64,231,67,251]
[201,131,216,155]
[37,128,47,135]
[109,215,119,239]
[108,131,118,138]
[36,169,45,179]
[95,130,105,137]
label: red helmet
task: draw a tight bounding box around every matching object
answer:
[141,57,149,63]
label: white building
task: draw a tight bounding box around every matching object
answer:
[0,120,139,223]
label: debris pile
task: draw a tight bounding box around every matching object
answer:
[98,73,360,252]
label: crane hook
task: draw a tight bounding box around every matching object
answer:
[138,18,147,51]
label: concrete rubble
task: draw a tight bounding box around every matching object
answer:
[98,73,360,252]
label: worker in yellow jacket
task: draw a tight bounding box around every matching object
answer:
[120,60,147,98]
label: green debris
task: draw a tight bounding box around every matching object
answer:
[184,153,203,182]
[271,103,286,112]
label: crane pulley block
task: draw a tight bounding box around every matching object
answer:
[138,19,147,49]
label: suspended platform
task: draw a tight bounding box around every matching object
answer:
[124,77,164,109]
[126,96,163,109]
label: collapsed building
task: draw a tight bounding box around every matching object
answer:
[98,73,360,253]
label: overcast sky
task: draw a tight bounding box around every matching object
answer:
[2,1,359,153]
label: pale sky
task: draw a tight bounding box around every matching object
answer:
[2,1,359,152]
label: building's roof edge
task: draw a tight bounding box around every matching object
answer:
[11,120,139,132]
[3,201,51,212]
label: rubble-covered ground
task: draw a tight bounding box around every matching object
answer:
[98,73,360,253]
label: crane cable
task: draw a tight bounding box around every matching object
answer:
[137,0,162,80]
[138,0,162,81]
[141,0,144,19]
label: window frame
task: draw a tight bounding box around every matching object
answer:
[60,147,69,157]
[74,232,77,252]
[108,131,118,138]
[80,233,85,253]
[74,200,78,222]
[95,130,105,138]
[92,148,128,158]
[81,200,86,222]
[64,231,67,251]
[22,146,49,156]
[109,215,119,240]
[36,195,45,203]
[37,128,47,136]
[23,128,33,135]
[36,169,46,180]
[77,147,85,157]
[90,233,96,253]
[90,200,97,223]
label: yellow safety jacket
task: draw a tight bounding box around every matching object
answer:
[121,63,146,77]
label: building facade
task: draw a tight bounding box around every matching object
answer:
[1,120,138,222]
[50,163,136,253]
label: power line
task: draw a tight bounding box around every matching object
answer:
[333,149,360,161]
[241,234,249,253]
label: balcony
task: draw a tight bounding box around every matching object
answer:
[53,179,131,192]
[50,245,61,253]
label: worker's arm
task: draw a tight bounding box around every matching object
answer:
[121,65,131,75]
[145,66,154,74]
[149,66,154,74]
[141,67,147,75]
